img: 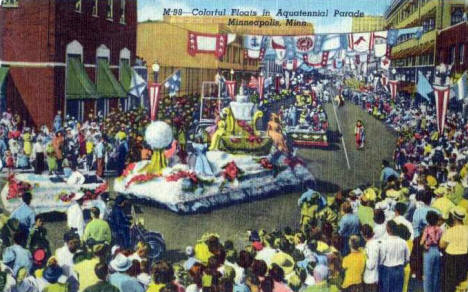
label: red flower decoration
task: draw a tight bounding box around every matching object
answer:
[125,174,161,189]
[60,192,75,203]
[166,171,198,184]
[222,161,242,181]
[284,157,305,169]
[121,163,136,177]
[259,158,273,170]
[247,135,262,144]
[7,174,32,200]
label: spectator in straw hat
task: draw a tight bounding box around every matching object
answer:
[440,206,468,292]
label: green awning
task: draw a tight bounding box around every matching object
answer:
[120,62,132,92]
[0,67,9,85]
[97,59,126,98]
[66,57,98,99]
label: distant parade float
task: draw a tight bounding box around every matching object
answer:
[285,89,329,147]
[114,87,314,213]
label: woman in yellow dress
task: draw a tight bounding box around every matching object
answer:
[267,114,288,153]
[22,128,32,157]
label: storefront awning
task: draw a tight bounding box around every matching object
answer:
[0,67,9,86]
[120,62,132,92]
[66,57,99,99]
[97,59,127,98]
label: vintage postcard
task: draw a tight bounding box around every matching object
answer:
[0,0,468,291]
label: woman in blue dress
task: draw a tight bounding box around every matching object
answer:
[191,136,214,177]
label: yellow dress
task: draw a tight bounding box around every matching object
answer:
[209,120,226,151]
[23,133,32,156]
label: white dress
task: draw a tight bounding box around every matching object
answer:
[66,202,85,238]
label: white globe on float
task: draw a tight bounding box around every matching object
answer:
[145,121,173,150]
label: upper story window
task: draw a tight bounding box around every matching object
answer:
[1,0,19,8]
[449,46,456,65]
[119,0,126,24]
[460,44,465,64]
[422,18,435,32]
[451,7,464,25]
[75,0,82,12]
[106,0,113,21]
[92,0,98,16]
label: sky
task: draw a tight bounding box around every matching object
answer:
[138,0,393,33]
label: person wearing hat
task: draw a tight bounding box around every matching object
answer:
[109,253,144,292]
[431,186,455,220]
[42,262,68,292]
[108,195,131,249]
[66,191,85,238]
[457,188,468,216]
[74,243,107,291]
[83,263,119,292]
[439,206,468,292]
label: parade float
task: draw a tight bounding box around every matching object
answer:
[114,88,315,214]
[285,90,329,147]
[1,173,108,214]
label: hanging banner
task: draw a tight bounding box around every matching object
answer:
[389,80,399,100]
[243,35,266,60]
[303,51,329,68]
[348,32,374,53]
[433,85,450,134]
[373,31,388,58]
[258,75,265,100]
[148,83,161,121]
[294,35,316,53]
[187,31,227,58]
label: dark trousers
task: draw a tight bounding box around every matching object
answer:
[410,236,423,280]
[443,253,468,292]
[379,265,404,292]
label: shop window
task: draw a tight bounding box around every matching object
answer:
[1,0,19,8]
[460,44,465,64]
[449,46,456,65]
[120,0,125,24]
[75,0,81,12]
[106,0,113,20]
[92,0,98,16]
[451,8,464,25]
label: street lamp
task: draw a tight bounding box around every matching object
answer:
[230,68,234,81]
[152,60,160,83]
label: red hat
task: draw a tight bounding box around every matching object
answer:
[252,241,263,251]
[33,248,46,266]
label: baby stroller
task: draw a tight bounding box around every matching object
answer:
[129,206,166,261]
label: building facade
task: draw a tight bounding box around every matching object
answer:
[437,19,467,75]
[384,0,465,85]
[137,16,314,98]
[351,16,385,33]
[0,0,137,127]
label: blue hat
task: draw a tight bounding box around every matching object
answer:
[43,265,63,283]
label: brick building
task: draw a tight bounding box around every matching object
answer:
[0,0,137,128]
[437,21,467,74]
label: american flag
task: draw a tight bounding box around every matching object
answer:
[164,70,181,97]
[247,75,265,99]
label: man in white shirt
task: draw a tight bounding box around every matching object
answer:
[392,202,414,240]
[66,191,85,238]
[362,224,380,292]
[378,220,410,292]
